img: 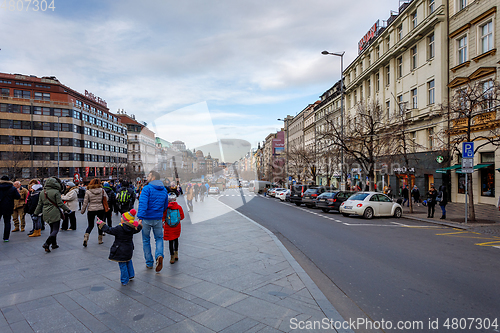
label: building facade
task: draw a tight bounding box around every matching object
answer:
[0,72,128,181]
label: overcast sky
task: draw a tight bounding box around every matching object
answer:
[1,0,399,161]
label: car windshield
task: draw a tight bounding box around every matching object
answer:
[304,189,318,194]
[348,193,370,201]
[318,192,336,198]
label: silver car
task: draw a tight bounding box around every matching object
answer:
[339,192,403,219]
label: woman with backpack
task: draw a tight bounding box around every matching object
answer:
[81,178,108,246]
[33,177,71,252]
[163,194,184,264]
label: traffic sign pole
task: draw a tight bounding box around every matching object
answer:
[462,142,474,224]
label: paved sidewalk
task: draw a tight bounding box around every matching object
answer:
[401,200,500,236]
[0,196,351,333]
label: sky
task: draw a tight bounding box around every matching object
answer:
[1,0,399,162]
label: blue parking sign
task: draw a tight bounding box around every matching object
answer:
[463,142,474,158]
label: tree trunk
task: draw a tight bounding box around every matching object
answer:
[467,174,476,222]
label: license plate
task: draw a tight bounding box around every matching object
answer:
[344,206,352,209]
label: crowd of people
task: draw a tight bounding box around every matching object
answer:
[0,171,188,286]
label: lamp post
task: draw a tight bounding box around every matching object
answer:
[322,50,345,190]
[57,115,60,178]
[277,117,289,188]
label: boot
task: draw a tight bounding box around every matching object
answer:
[12,226,20,232]
[174,251,178,261]
[98,235,103,244]
[20,227,25,232]
[440,214,446,219]
[42,236,53,252]
[29,230,41,237]
[83,233,89,247]
[28,230,34,236]
[170,255,175,264]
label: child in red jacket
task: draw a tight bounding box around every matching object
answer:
[163,194,184,264]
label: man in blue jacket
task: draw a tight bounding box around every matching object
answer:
[137,171,169,272]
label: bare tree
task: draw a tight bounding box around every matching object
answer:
[318,100,392,191]
[0,144,30,180]
[287,145,318,184]
[439,80,500,221]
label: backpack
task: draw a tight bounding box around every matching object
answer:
[166,209,180,227]
[436,191,443,202]
[117,189,131,204]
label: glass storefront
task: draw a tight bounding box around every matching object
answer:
[480,153,495,197]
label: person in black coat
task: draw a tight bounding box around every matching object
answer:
[0,175,21,242]
[438,185,448,219]
[97,208,142,286]
[426,185,438,218]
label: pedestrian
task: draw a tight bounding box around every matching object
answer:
[204,182,209,196]
[177,182,183,195]
[411,185,421,207]
[77,183,86,210]
[387,185,393,199]
[96,209,142,286]
[402,185,409,207]
[116,180,136,214]
[437,185,448,219]
[34,177,71,252]
[81,178,108,246]
[168,181,180,197]
[138,170,169,272]
[185,183,194,212]
[0,175,21,242]
[426,184,438,218]
[12,181,29,232]
[193,184,199,202]
[26,182,43,237]
[163,194,184,264]
[103,182,117,227]
[61,182,79,230]
[199,183,205,202]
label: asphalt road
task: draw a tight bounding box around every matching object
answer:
[215,189,500,333]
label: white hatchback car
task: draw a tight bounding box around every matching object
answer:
[339,192,402,219]
[208,187,220,195]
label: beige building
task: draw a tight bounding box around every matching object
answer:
[447,0,499,204]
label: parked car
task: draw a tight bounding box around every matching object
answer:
[316,191,356,213]
[302,187,329,208]
[339,192,402,219]
[290,185,318,206]
[208,187,220,195]
[276,189,290,201]
[269,188,286,197]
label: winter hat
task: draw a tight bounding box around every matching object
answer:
[168,193,177,202]
[122,209,139,227]
[1,175,9,181]
[67,182,76,187]
[32,184,43,191]
[103,182,110,187]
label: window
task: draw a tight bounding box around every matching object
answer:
[482,80,494,111]
[386,36,390,51]
[411,11,417,29]
[367,54,371,67]
[480,21,493,54]
[34,92,50,101]
[429,0,435,13]
[411,88,418,109]
[411,46,417,70]
[428,127,434,150]
[386,100,391,118]
[428,80,435,105]
[480,152,495,197]
[376,73,380,92]
[397,25,403,41]
[13,90,30,99]
[354,90,357,105]
[458,0,467,11]
[397,57,403,78]
[397,95,405,115]
[360,61,363,73]
[1,88,9,96]
[360,86,364,100]
[385,65,390,85]
[458,36,467,64]
[428,33,435,59]
[376,46,380,59]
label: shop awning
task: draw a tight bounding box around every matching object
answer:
[456,163,493,173]
[436,164,461,173]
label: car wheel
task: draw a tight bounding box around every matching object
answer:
[394,207,402,218]
[363,207,374,219]
[322,208,330,213]
[295,202,301,206]
[342,213,349,217]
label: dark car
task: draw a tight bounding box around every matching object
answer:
[290,185,317,206]
[316,191,356,213]
[302,187,330,208]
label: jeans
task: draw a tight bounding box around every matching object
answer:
[86,210,104,235]
[2,213,11,240]
[119,260,135,285]
[402,198,409,207]
[31,215,42,230]
[141,219,164,268]
[187,200,193,212]
[440,205,446,215]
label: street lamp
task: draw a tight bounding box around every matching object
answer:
[57,115,60,178]
[277,117,289,188]
[322,50,345,191]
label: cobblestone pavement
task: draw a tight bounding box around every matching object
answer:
[0,196,351,333]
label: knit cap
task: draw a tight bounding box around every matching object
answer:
[122,209,139,228]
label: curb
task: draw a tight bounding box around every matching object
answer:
[403,215,473,230]
[215,198,355,333]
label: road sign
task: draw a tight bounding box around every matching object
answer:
[461,158,473,173]
[463,142,474,158]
